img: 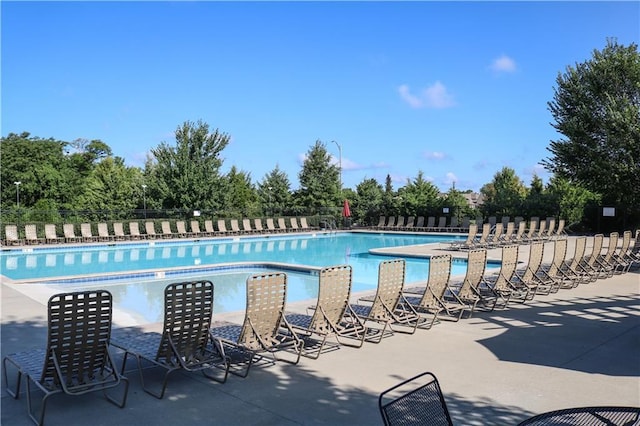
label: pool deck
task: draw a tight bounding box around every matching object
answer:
[2,235,639,425]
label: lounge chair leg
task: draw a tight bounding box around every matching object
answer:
[3,357,23,399]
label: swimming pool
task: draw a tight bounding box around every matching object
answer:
[1,232,495,321]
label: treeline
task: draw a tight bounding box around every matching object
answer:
[0,122,601,230]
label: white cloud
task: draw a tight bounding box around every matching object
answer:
[398,81,456,109]
[490,55,517,73]
[523,163,549,180]
[424,151,446,160]
[398,84,424,108]
[444,172,457,186]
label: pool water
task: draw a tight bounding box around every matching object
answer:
[1,232,493,320]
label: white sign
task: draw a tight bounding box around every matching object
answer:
[602,207,615,217]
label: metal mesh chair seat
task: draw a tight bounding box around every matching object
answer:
[518,406,640,426]
[379,371,453,426]
[111,281,229,399]
[3,290,129,426]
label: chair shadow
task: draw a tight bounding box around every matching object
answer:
[475,288,640,377]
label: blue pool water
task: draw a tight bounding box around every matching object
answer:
[1,232,495,321]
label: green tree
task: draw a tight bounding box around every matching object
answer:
[354,178,384,226]
[258,165,292,216]
[222,166,258,216]
[480,167,527,217]
[0,132,75,210]
[546,176,601,229]
[397,171,441,216]
[522,175,550,218]
[382,174,395,214]
[149,120,229,213]
[78,156,142,220]
[442,187,472,221]
[543,39,640,207]
[297,140,340,215]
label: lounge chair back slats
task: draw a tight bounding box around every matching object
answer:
[204,220,215,235]
[97,223,112,241]
[211,272,303,376]
[308,265,353,333]
[113,223,126,240]
[457,249,488,300]
[420,254,452,307]
[145,222,157,238]
[111,281,228,398]
[25,224,42,244]
[156,281,215,363]
[45,224,62,244]
[80,223,95,241]
[492,245,519,292]
[44,291,114,387]
[161,221,174,238]
[239,273,289,350]
[129,222,142,239]
[367,260,405,321]
[522,242,544,283]
[2,290,129,424]
[191,220,202,236]
[242,219,254,233]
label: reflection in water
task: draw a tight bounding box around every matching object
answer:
[6,257,17,269]
[103,270,320,322]
[2,234,474,289]
[26,255,37,269]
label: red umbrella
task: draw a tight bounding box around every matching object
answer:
[342,199,351,217]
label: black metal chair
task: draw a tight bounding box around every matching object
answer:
[379,371,453,426]
[518,406,640,425]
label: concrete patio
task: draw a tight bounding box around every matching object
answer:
[1,237,639,425]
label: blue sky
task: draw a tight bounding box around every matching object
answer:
[2,1,639,192]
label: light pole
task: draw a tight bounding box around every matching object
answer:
[142,185,147,219]
[332,140,342,190]
[267,186,272,216]
[14,181,21,210]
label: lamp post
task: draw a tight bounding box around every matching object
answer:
[332,140,342,190]
[14,181,21,210]
[267,186,272,216]
[142,184,147,219]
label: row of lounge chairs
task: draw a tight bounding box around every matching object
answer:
[450,218,566,250]
[373,215,471,232]
[5,231,639,424]
[1,217,319,246]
